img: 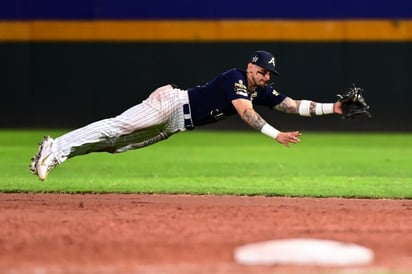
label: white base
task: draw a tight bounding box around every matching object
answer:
[234,238,374,266]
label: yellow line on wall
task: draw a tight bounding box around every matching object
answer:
[1,20,411,41]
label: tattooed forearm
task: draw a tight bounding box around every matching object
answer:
[242,108,266,130]
[296,100,318,116]
[308,101,317,116]
[275,97,318,116]
[309,101,318,116]
[275,97,298,114]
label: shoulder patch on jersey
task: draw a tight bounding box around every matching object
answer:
[234,80,248,97]
[272,89,280,96]
[250,90,258,101]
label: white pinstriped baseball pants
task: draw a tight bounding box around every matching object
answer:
[52,85,190,164]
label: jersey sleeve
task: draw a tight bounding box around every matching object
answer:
[253,86,287,108]
[224,70,251,101]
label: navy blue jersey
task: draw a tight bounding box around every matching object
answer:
[187,68,286,126]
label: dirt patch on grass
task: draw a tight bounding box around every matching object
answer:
[1,193,411,273]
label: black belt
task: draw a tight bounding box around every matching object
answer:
[183,103,194,130]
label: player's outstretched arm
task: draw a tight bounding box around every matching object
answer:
[275,97,342,116]
[232,98,301,147]
[232,99,267,130]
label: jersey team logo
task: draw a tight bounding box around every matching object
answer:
[234,80,248,97]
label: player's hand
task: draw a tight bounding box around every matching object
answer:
[275,131,301,147]
[334,101,343,115]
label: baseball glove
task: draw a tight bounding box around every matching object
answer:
[337,84,371,120]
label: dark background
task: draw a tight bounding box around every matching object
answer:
[1,42,410,131]
[1,0,411,132]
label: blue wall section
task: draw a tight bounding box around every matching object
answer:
[1,0,412,19]
[1,1,411,131]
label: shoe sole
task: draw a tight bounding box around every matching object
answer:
[30,136,53,180]
[37,153,53,180]
[30,140,46,175]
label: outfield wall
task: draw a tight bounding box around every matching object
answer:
[1,0,411,131]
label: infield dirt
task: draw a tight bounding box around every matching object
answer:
[1,193,411,273]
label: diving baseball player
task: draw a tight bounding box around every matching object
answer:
[30,50,344,180]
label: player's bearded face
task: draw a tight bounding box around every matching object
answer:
[252,65,271,87]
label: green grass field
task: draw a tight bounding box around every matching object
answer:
[1,129,411,198]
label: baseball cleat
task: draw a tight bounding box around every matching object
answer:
[30,136,51,175]
[30,147,42,175]
[30,136,58,180]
